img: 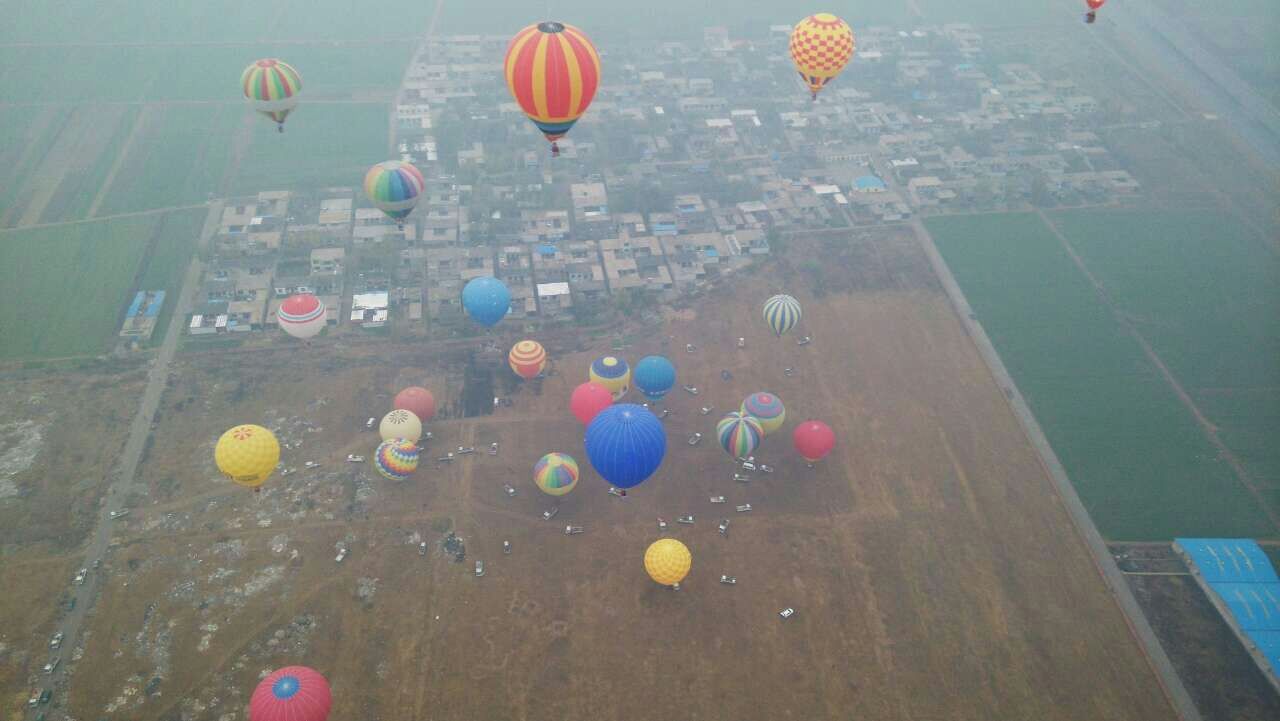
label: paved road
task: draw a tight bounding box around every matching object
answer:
[27,202,221,718]
[910,218,1203,721]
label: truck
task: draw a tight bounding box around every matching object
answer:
[542,507,559,521]
[681,385,699,396]
[676,515,694,525]
[720,575,737,585]
[733,473,750,483]
[608,487,625,497]
[49,632,63,649]
[709,496,726,504]
[346,454,365,463]
[108,509,130,519]
[736,504,753,513]
[503,540,512,555]
[564,526,585,535]
[42,658,60,674]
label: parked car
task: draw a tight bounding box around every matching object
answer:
[779,607,795,619]
[681,385,699,395]
[503,484,517,497]
[709,496,726,503]
[687,433,703,446]
[475,560,484,577]
[108,509,130,519]
[677,515,694,525]
[49,632,63,649]
[42,658,60,674]
[542,507,559,521]
[720,575,737,585]
[736,504,753,513]
[346,455,364,463]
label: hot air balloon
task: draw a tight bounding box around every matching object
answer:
[793,419,835,464]
[241,59,301,132]
[717,412,764,460]
[742,392,786,435]
[1084,0,1105,23]
[585,404,666,489]
[249,666,332,721]
[570,382,613,425]
[509,340,548,379]
[215,424,280,488]
[534,452,579,496]
[589,356,631,401]
[633,355,676,401]
[394,386,436,423]
[364,160,425,229]
[277,293,326,340]
[763,294,802,337]
[374,439,420,481]
[504,21,600,156]
[379,409,422,443]
[644,538,691,587]
[789,14,855,101]
[462,276,511,327]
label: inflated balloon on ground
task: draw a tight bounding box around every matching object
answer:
[534,452,579,496]
[584,404,666,489]
[379,409,422,443]
[394,386,435,423]
[215,425,280,488]
[644,538,692,586]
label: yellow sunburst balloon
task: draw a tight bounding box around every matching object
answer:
[214,424,280,488]
[644,538,692,587]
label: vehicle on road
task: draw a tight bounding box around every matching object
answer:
[346,454,364,463]
[42,658,60,674]
[688,432,702,446]
[720,575,737,585]
[73,568,87,585]
[682,385,699,395]
[677,515,694,525]
[48,633,63,649]
[779,607,795,619]
[542,507,559,521]
[709,496,726,503]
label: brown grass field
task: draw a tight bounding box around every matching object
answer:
[64,229,1176,720]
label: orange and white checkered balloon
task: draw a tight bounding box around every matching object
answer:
[789,13,855,99]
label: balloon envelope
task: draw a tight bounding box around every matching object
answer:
[742,392,786,435]
[504,22,600,145]
[644,538,692,586]
[793,420,835,463]
[589,356,631,400]
[509,340,548,379]
[215,424,280,488]
[789,14,855,98]
[584,404,666,489]
[277,293,326,339]
[241,59,301,126]
[570,382,613,425]
[379,409,422,443]
[534,452,579,496]
[717,412,763,459]
[462,276,511,327]
[374,439,420,481]
[633,355,676,400]
[394,386,436,423]
[249,666,331,721]
[364,160,425,222]
[763,294,802,337]
[1086,0,1105,8]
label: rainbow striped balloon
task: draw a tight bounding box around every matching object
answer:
[763,294,802,337]
[241,59,301,130]
[509,340,548,380]
[364,160,425,224]
[717,412,764,460]
[742,392,786,435]
[533,452,579,496]
[374,439,420,481]
[504,22,600,153]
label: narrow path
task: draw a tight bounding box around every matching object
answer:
[0,203,207,235]
[911,217,1202,721]
[87,105,151,218]
[1036,208,1280,533]
[29,202,221,721]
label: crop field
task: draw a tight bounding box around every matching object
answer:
[61,229,1176,720]
[1048,210,1280,498]
[926,212,1275,541]
[0,209,204,361]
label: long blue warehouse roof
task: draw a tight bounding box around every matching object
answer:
[1176,538,1278,584]
[1252,631,1280,674]
[1213,583,1280,631]
[145,291,166,317]
[125,291,146,318]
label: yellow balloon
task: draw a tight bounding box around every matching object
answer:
[380,409,422,442]
[214,424,280,488]
[644,538,692,586]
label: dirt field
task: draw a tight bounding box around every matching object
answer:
[68,229,1176,720]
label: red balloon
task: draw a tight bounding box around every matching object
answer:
[394,386,436,423]
[250,666,331,721]
[793,420,835,463]
[570,382,613,425]
[1086,0,1105,8]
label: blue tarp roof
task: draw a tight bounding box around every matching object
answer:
[145,291,166,317]
[1214,583,1280,631]
[125,291,146,318]
[855,175,887,190]
[537,245,557,256]
[1177,538,1278,583]
[1252,631,1280,673]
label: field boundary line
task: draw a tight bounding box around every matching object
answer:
[911,217,1202,721]
[0,204,206,235]
[87,104,151,218]
[1037,209,1280,534]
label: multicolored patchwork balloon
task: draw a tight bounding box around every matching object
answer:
[374,439,420,481]
[534,452,579,496]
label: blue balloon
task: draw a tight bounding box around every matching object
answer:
[584,404,666,489]
[462,276,511,327]
[633,355,676,400]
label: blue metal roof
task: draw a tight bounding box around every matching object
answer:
[125,292,146,318]
[1213,583,1280,631]
[145,291,166,317]
[855,175,887,190]
[538,245,557,256]
[1252,631,1280,674]
[1177,538,1278,584]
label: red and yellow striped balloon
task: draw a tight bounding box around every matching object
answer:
[241,59,302,131]
[503,21,600,154]
[789,14,855,100]
[509,339,548,379]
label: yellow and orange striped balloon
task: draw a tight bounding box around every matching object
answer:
[789,13,855,100]
[509,339,548,379]
[504,22,600,152]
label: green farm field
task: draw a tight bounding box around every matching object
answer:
[1047,209,1280,504]
[926,212,1277,541]
[0,208,205,360]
